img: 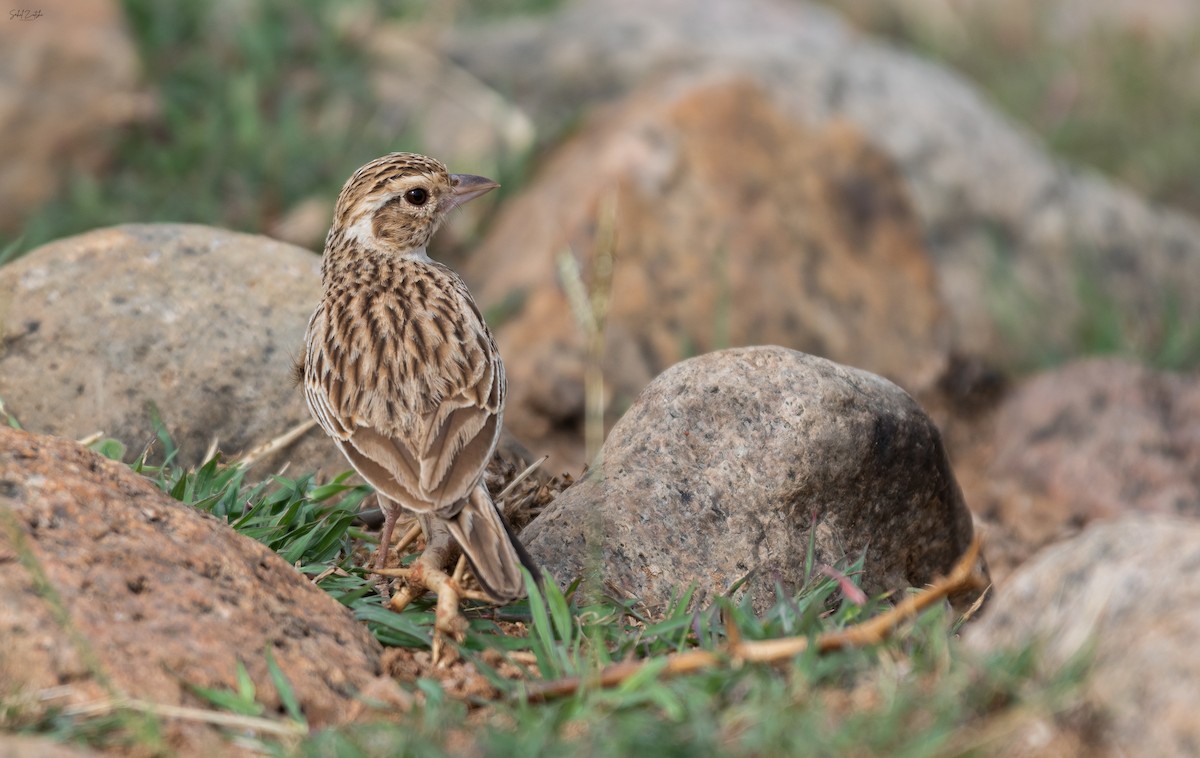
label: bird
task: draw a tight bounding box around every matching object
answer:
[299,152,538,604]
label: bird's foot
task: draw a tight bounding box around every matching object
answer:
[372,520,491,666]
[389,551,467,665]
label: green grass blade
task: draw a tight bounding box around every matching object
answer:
[265,646,307,726]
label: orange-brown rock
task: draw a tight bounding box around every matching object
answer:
[0,427,407,753]
[467,77,949,469]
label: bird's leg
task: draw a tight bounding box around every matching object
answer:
[374,495,400,572]
[370,496,406,598]
[373,497,425,594]
[383,515,469,665]
[386,513,432,613]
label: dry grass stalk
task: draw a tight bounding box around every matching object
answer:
[522,534,987,701]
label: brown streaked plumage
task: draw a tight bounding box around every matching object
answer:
[302,152,536,603]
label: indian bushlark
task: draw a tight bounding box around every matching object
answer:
[301,152,537,610]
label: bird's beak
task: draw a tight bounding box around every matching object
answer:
[446,173,500,211]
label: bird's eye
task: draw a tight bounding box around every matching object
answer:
[404,187,429,206]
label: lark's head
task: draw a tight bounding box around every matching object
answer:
[329,152,499,255]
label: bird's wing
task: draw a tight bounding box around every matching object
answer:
[411,354,504,509]
[303,265,505,515]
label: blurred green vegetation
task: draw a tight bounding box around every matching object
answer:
[1,0,562,263]
[4,0,429,263]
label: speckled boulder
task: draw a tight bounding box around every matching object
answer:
[520,346,987,612]
[0,427,407,754]
[965,516,1200,757]
[0,223,341,475]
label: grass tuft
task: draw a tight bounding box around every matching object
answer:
[2,418,1088,754]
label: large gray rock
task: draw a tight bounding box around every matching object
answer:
[965,516,1200,757]
[0,427,408,754]
[521,347,987,612]
[0,224,342,475]
[446,0,1200,366]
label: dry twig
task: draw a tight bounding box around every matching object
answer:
[235,418,317,469]
[494,455,549,501]
[75,431,105,447]
[522,535,987,701]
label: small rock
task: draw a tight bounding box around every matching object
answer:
[0,0,153,230]
[974,358,1200,576]
[965,516,1200,757]
[468,78,950,468]
[0,224,342,476]
[0,427,407,753]
[520,347,987,613]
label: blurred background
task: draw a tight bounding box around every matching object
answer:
[0,0,539,258]
[3,0,1198,343]
[4,3,1200,748]
[2,0,1199,469]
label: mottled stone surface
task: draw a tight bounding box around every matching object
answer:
[0,0,151,230]
[971,358,1200,576]
[448,0,1200,366]
[520,347,987,612]
[965,516,1200,757]
[0,427,406,753]
[468,78,949,469]
[0,224,343,476]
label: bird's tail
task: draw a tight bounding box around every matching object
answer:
[444,483,542,604]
